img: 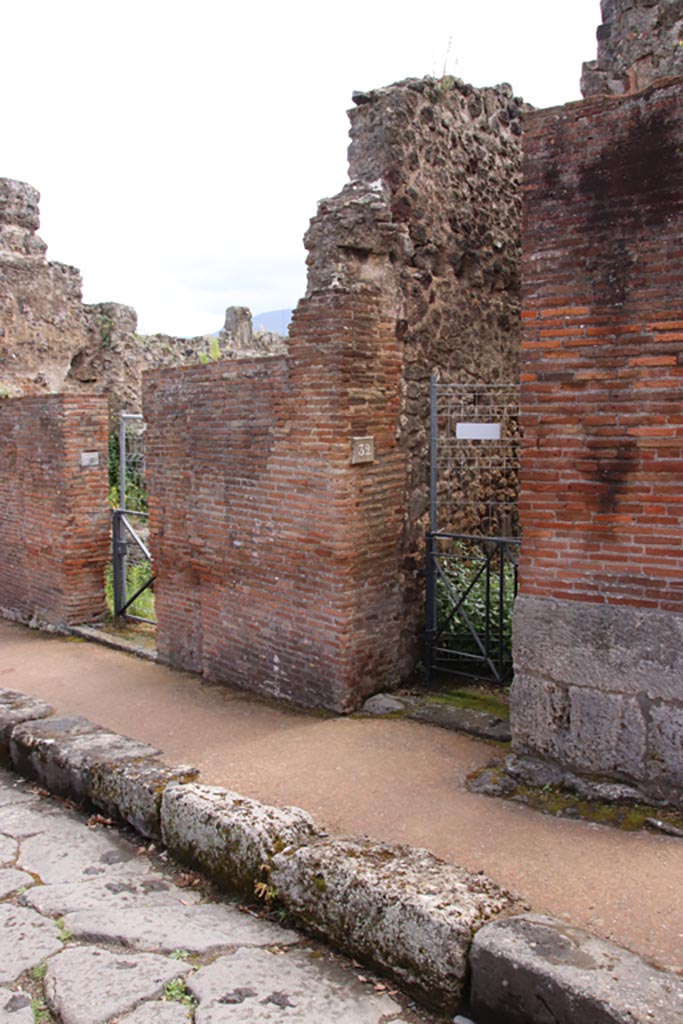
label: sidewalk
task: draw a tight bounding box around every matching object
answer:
[2,619,682,977]
[0,768,433,1024]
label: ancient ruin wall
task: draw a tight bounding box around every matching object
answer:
[0,177,284,418]
[512,80,683,806]
[0,393,110,628]
[0,179,90,397]
[582,0,683,97]
[347,77,527,619]
[144,184,409,711]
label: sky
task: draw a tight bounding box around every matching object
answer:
[2,1,602,337]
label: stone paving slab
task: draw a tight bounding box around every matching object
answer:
[17,817,152,884]
[0,835,17,863]
[0,868,33,899]
[188,947,403,1024]
[0,905,62,984]
[63,904,300,954]
[23,873,202,917]
[118,1002,192,1023]
[44,946,191,1024]
[0,798,65,837]
[0,987,32,1024]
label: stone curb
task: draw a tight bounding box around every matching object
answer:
[1,686,681,1021]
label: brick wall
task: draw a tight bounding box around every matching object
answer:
[511,80,683,806]
[144,281,407,712]
[0,394,109,627]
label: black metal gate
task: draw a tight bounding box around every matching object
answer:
[111,412,156,624]
[424,379,520,683]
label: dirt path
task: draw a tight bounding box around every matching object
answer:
[2,618,681,975]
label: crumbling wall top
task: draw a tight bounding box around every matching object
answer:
[582,0,683,97]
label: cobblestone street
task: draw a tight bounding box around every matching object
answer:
[0,769,438,1024]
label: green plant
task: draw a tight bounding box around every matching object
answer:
[254,880,277,906]
[435,540,517,671]
[163,978,196,1008]
[169,949,191,961]
[31,997,52,1023]
[199,336,222,365]
[55,918,72,942]
[104,562,155,620]
[30,962,48,981]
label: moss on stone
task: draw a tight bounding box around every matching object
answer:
[425,687,510,721]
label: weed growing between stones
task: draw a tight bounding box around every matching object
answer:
[29,962,47,982]
[163,977,197,1009]
[30,996,53,1023]
[54,917,72,942]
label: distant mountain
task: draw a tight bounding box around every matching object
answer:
[252,308,292,335]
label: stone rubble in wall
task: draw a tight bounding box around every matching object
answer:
[582,0,683,97]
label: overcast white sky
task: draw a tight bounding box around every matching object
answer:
[3,1,601,337]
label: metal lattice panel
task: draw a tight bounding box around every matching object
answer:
[429,380,520,538]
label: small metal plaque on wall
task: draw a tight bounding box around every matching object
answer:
[79,451,100,468]
[351,436,375,464]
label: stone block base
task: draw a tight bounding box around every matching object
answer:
[511,595,683,808]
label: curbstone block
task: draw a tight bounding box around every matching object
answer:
[469,913,683,1024]
[89,760,199,840]
[0,688,53,767]
[9,715,160,803]
[160,782,324,897]
[270,837,519,1012]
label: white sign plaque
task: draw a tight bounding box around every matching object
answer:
[456,422,502,441]
[79,451,100,468]
[351,436,375,464]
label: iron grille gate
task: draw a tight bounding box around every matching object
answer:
[111,412,156,624]
[424,378,520,683]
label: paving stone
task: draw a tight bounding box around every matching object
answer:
[0,905,62,983]
[188,947,401,1023]
[17,816,151,884]
[0,836,17,864]
[0,688,53,766]
[63,903,299,954]
[23,874,201,917]
[10,715,161,804]
[271,838,518,1011]
[161,783,323,897]
[0,868,34,899]
[118,1003,191,1023]
[469,914,683,1024]
[0,987,33,1024]
[0,772,35,807]
[410,703,511,742]
[0,799,60,838]
[44,945,191,1024]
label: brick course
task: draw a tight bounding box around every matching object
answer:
[0,394,109,627]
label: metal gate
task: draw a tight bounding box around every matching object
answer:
[424,378,520,683]
[111,412,156,624]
